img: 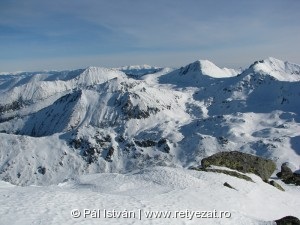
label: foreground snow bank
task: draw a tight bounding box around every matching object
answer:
[0,167,299,225]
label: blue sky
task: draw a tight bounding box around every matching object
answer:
[0,0,300,72]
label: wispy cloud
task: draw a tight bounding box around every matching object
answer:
[0,0,300,71]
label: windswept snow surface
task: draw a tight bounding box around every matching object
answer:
[0,167,299,225]
[0,57,300,224]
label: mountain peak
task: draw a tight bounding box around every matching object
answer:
[249,57,300,81]
[78,66,126,86]
[179,59,239,78]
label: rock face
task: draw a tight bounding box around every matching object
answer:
[277,163,300,186]
[277,163,294,179]
[275,216,300,225]
[201,151,276,181]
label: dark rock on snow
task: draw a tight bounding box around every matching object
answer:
[275,216,300,225]
[269,180,285,191]
[201,151,276,181]
[223,182,237,190]
[277,163,300,186]
[277,163,294,180]
[195,167,253,182]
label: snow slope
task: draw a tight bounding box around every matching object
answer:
[0,67,125,106]
[0,167,299,225]
[249,57,300,82]
[159,59,239,85]
[193,59,240,78]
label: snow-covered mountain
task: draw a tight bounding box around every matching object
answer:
[179,59,240,78]
[115,64,164,77]
[0,57,299,186]
[1,57,300,225]
[248,57,300,81]
[159,60,240,86]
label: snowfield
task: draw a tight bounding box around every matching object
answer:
[0,57,299,224]
[0,167,299,225]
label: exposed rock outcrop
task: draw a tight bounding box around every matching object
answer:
[277,163,294,180]
[275,216,300,225]
[277,163,300,186]
[201,151,276,181]
[134,138,170,153]
[269,180,285,191]
[194,167,253,182]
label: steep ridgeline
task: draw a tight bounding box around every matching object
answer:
[0,57,299,185]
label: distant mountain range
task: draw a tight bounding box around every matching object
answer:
[0,57,299,185]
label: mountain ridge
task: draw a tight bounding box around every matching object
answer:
[0,57,299,186]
